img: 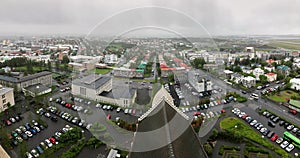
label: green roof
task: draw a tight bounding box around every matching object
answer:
[289,99,300,108]
[136,69,144,73]
[138,64,146,69]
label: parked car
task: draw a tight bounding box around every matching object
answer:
[44,139,53,148]
[280,141,289,148]
[276,137,283,144]
[268,121,276,128]
[36,145,44,154]
[30,149,39,157]
[285,144,294,152]
[289,109,297,115]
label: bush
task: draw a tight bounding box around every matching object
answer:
[86,136,103,149]
[60,137,86,158]
[203,143,213,156]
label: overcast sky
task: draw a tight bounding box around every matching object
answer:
[0,0,299,36]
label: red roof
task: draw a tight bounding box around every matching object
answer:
[173,58,182,63]
[266,72,276,76]
[161,68,176,71]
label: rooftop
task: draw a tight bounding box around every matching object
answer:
[24,83,51,94]
[72,74,111,90]
[0,86,13,95]
[0,71,51,83]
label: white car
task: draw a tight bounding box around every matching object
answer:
[25,131,33,137]
[45,139,53,148]
[30,149,39,157]
[276,137,283,144]
[285,144,294,152]
[250,120,257,126]
[95,104,101,108]
[280,141,289,148]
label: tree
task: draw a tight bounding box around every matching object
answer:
[259,75,268,84]
[55,60,60,71]
[191,57,206,69]
[168,73,175,82]
[62,56,70,64]
[47,61,52,71]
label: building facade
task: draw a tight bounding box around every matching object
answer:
[0,71,52,91]
[0,85,15,112]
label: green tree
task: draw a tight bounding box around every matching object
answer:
[62,56,70,64]
[47,61,52,71]
[191,57,206,69]
[259,75,268,84]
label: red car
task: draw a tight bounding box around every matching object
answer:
[290,109,297,115]
[49,137,56,144]
[65,103,71,108]
[194,112,201,116]
[106,114,111,120]
[270,133,278,141]
[242,114,249,119]
[5,120,12,126]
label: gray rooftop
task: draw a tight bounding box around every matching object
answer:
[24,83,51,94]
[0,71,51,83]
[72,74,112,89]
[0,86,13,96]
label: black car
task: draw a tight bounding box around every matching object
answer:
[242,91,247,94]
[268,121,276,128]
[51,116,58,122]
[279,120,285,126]
[272,117,280,123]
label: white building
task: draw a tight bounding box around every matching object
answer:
[253,68,264,80]
[0,85,15,112]
[104,54,118,65]
[242,76,256,88]
[265,73,277,82]
[72,74,136,107]
[290,78,300,91]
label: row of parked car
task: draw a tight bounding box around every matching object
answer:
[47,106,90,129]
[10,120,46,147]
[232,108,295,152]
[55,99,87,112]
[25,125,73,158]
[3,115,22,126]
[263,111,300,137]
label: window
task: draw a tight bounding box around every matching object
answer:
[2,95,5,99]
[3,104,7,109]
[2,99,6,104]
[80,87,86,95]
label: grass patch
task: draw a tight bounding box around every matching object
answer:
[268,90,300,103]
[267,41,300,50]
[220,117,291,158]
[14,66,48,72]
[91,68,112,74]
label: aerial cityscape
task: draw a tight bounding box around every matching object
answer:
[0,0,300,158]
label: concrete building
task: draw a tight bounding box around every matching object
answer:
[69,55,102,72]
[253,68,264,80]
[0,71,52,91]
[72,74,136,107]
[113,67,144,78]
[224,70,234,80]
[264,66,275,72]
[242,76,256,88]
[22,83,52,97]
[104,54,118,65]
[0,85,15,112]
[265,73,277,82]
[290,78,300,91]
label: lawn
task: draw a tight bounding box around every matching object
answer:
[220,117,291,158]
[267,41,300,50]
[268,90,300,103]
[91,68,112,74]
[14,66,48,72]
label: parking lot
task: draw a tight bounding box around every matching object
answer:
[234,106,300,155]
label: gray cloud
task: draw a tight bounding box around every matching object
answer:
[0,0,299,36]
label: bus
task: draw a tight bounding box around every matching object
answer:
[283,131,300,148]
